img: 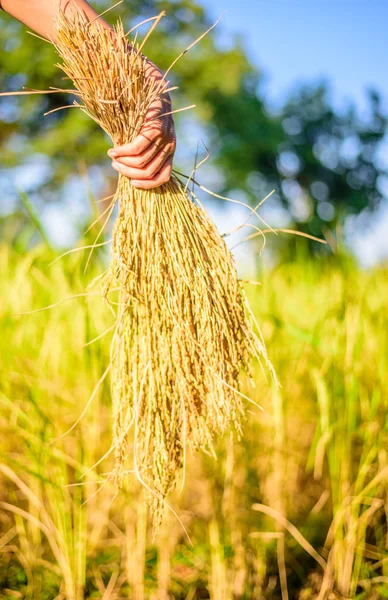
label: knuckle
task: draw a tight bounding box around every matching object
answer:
[133,141,144,155]
[160,145,170,157]
[144,166,155,179]
[121,146,132,156]
[138,157,149,168]
[168,141,176,153]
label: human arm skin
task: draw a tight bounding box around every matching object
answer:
[1,0,106,41]
[1,0,176,189]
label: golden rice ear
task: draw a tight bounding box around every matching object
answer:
[54,7,274,534]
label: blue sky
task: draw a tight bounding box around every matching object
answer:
[199,0,388,266]
[5,0,387,265]
[204,0,388,113]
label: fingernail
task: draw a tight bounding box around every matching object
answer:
[111,161,120,171]
[108,149,118,157]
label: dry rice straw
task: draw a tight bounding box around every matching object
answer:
[53,8,276,531]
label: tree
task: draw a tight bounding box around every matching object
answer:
[1,1,386,248]
[279,86,387,236]
[0,1,257,189]
[208,80,387,240]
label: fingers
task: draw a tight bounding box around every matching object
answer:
[111,147,173,185]
[111,140,175,179]
[107,95,173,160]
[112,155,173,190]
[110,137,170,170]
[107,73,175,189]
[108,126,161,158]
[131,155,173,190]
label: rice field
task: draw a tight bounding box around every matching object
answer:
[1,237,387,599]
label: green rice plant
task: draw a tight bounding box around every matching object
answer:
[245,257,388,598]
[307,265,388,598]
[0,244,115,599]
[1,242,388,598]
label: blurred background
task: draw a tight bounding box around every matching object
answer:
[1,2,388,599]
[1,0,387,267]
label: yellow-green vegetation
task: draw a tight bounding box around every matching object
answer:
[0,241,387,599]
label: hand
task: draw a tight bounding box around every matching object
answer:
[107,62,176,190]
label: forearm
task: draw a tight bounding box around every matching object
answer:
[1,0,111,41]
[2,0,176,189]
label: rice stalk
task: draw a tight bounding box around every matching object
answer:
[54,9,275,532]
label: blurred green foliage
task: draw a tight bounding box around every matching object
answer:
[0,0,387,242]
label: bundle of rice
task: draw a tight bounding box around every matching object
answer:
[54,8,274,530]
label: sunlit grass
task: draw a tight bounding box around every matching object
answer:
[1,243,387,598]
